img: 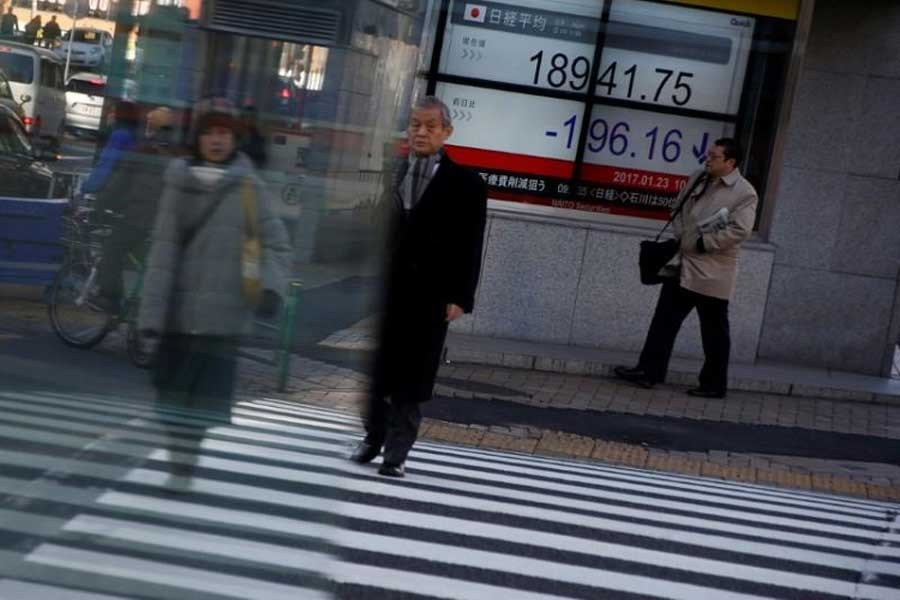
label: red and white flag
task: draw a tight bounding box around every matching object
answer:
[463,3,487,23]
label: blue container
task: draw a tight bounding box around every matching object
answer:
[0,196,69,286]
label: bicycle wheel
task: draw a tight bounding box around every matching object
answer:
[126,323,156,369]
[48,261,111,348]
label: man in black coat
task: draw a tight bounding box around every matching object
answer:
[351,96,488,478]
[41,16,61,48]
[0,8,19,39]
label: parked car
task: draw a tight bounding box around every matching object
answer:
[0,103,56,199]
[0,41,66,149]
[0,68,26,122]
[54,28,112,70]
[65,71,105,134]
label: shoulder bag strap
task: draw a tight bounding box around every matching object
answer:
[241,179,259,239]
[182,192,228,250]
[653,173,709,242]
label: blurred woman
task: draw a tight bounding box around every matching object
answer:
[138,97,292,488]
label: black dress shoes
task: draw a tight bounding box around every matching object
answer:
[613,365,655,389]
[350,441,380,464]
[686,387,726,399]
[378,462,405,478]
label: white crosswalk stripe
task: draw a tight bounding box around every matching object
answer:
[0,389,897,599]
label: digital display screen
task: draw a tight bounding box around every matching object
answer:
[595,1,754,115]
[435,0,756,216]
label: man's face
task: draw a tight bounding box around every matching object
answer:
[407,106,452,157]
[704,145,736,178]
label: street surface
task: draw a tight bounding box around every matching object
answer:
[1,388,898,599]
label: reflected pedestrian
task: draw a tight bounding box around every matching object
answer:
[41,15,61,48]
[350,96,487,478]
[81,100,140,196]
[0,7,18,39]
[614,138,758,399]
[94,105,179,315]
[22,15,40,45]
[144,105,175,146]
[138,97,291,489]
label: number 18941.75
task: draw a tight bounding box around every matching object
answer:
[529,51,693,107]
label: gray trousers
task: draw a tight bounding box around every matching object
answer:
[362,396,422,465]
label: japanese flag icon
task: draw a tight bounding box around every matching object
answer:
[463,3,487,23]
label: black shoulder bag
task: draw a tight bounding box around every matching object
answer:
[639,174,708,285]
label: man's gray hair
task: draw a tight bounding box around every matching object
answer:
[413,96,452,127]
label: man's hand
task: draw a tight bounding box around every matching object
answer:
[446,303,464,322]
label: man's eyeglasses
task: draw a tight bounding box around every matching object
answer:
[706,151,727,161]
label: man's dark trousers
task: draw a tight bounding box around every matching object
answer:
[638,280,730,392]
[362,396,421,465]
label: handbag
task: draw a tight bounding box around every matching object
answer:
[240,179,263,308]
[639,238,680,285]
[639,174,709,285]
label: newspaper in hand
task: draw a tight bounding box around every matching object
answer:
[697,207,730,234]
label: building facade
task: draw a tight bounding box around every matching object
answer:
[106,0,899,377]
[422,0,899,378]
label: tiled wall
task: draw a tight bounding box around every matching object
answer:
[757,0,900,375]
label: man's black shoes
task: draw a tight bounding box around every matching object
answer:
[378,462,405,478]
[350,442,380,464]
[613,365,655,389]
[687,387,727,399]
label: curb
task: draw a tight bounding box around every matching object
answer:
[444,346,900,406]
[417,418,900,504]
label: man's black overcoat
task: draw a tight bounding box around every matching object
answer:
[371,153,487,405]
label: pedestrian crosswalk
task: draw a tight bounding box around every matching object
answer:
[0,388,898,599]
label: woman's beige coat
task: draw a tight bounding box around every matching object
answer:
[671,168,758,300]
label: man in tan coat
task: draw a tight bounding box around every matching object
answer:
[615,138,758,398]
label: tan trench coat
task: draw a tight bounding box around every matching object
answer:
[671,168,758,300]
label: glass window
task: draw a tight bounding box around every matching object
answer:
[40,59,55,87]
[53,63,65,89]
[0,50,35,84]
[427,0,798,224]
[0,111,31,155]
[70,29,103,44]
[67,77,106,95]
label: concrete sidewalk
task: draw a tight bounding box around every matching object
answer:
[320,318,900,403]
[444,333,900,404]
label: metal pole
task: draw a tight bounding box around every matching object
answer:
[64,8,76,81]
[276,281,302,392]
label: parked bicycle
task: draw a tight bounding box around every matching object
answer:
[47,205,155,368]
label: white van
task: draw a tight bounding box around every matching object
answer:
[0,41,66,150]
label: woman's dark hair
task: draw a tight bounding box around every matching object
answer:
[189,96,243,163]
